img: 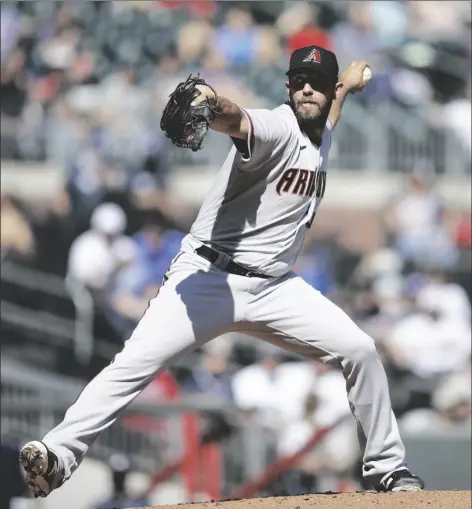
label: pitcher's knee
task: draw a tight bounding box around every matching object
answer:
[344,333,377,364]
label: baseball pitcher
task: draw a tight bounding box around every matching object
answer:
[20,45,424,497]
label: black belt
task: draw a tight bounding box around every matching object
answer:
[195,245,272,279]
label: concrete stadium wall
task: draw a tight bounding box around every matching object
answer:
[2,162,471,211]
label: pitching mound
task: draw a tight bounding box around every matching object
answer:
[137,491,471,509]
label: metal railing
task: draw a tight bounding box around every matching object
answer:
[0,355,352,500]
[1,261,96,365]
[166,99,470,175]
[319,100,470,174]
[3,354,469,499]
[0,356,238,475]
[65,274,96,365]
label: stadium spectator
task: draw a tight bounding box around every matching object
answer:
[277,363,358,493]
[443,85,472,154]
[1,0,469,167]
[61,115,107,215]
[97,66,148,121]
[232,351,319,429]
[382,288,471,379]
[67,202,135,295]
[307,367,359,493]
[331,2,384,72]
[341,247,407,346]
[106,212,183,339]
[406,0,471,41]
[132,212,183,279]
[370,1,408,48]
[128,170,176,225]
[0,3,21,64]
[383,172,458,269]
[277,2,333,56]
[149,54,183,112]
[44,99,89,165]
[176,15,213,67]
[400,368,472,433]
[92,453,149,509]
[455,212,472,248]
[159,0,217,20]
[416,270,471,324]
[275,391,319,495]
[213,8,257,69]
[183,340,234,401]
[0,43,27,159]
[31,187,81,276]
[35,22,81,73]
[232,347,284,429]
[0,194,35,264]
[105,254,160,339]
[293,240,336,297]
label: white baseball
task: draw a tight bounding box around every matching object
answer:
[363,67,372,84]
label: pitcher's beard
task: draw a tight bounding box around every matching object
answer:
[290,96,333,133]
[297,113,328,133]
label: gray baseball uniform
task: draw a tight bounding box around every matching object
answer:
[189,104,329,277]
[42,103,407,488]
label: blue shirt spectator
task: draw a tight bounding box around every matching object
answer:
[106,224,184,339]
[295,247,335,296]
[213,8,257,68]
[184,351,234,401]
[132,227,183,284]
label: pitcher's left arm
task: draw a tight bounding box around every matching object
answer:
[328,61,370,130]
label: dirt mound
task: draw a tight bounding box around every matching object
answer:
[137,491,471,509]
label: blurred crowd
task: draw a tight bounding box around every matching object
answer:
[1,0,471,504]
[1,0,471,171]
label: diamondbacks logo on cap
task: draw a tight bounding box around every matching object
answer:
[303,48,321,64]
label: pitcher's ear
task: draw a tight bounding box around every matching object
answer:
[285,81,290,94]
[334,82,343,100]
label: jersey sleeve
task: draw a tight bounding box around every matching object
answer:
[323,119,333,149]
[320,119,333,171]
[232,108,290,171]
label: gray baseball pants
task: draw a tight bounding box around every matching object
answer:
[43,248,407,486]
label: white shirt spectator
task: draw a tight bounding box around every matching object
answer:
[433,369,471,414]
[232,361,317,429]
[399,408,439,433]
[312,369,351,428]
[393,192,442,236]
[387,175,458,267]
[277,368,358,475]
[277,419,313,458]
[443,98,471,154]
[417,280,471,324]
[68,203,135,290]
[400,369,471,433]
[371,1,408,47]
[387,313,471,378]
[407,0,471,40]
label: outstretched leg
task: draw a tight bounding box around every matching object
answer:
[20,252,240,497]
[246,273,424,491]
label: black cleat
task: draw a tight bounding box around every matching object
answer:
[378,468,425,492]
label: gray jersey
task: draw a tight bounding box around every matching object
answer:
[186,103,332,277]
